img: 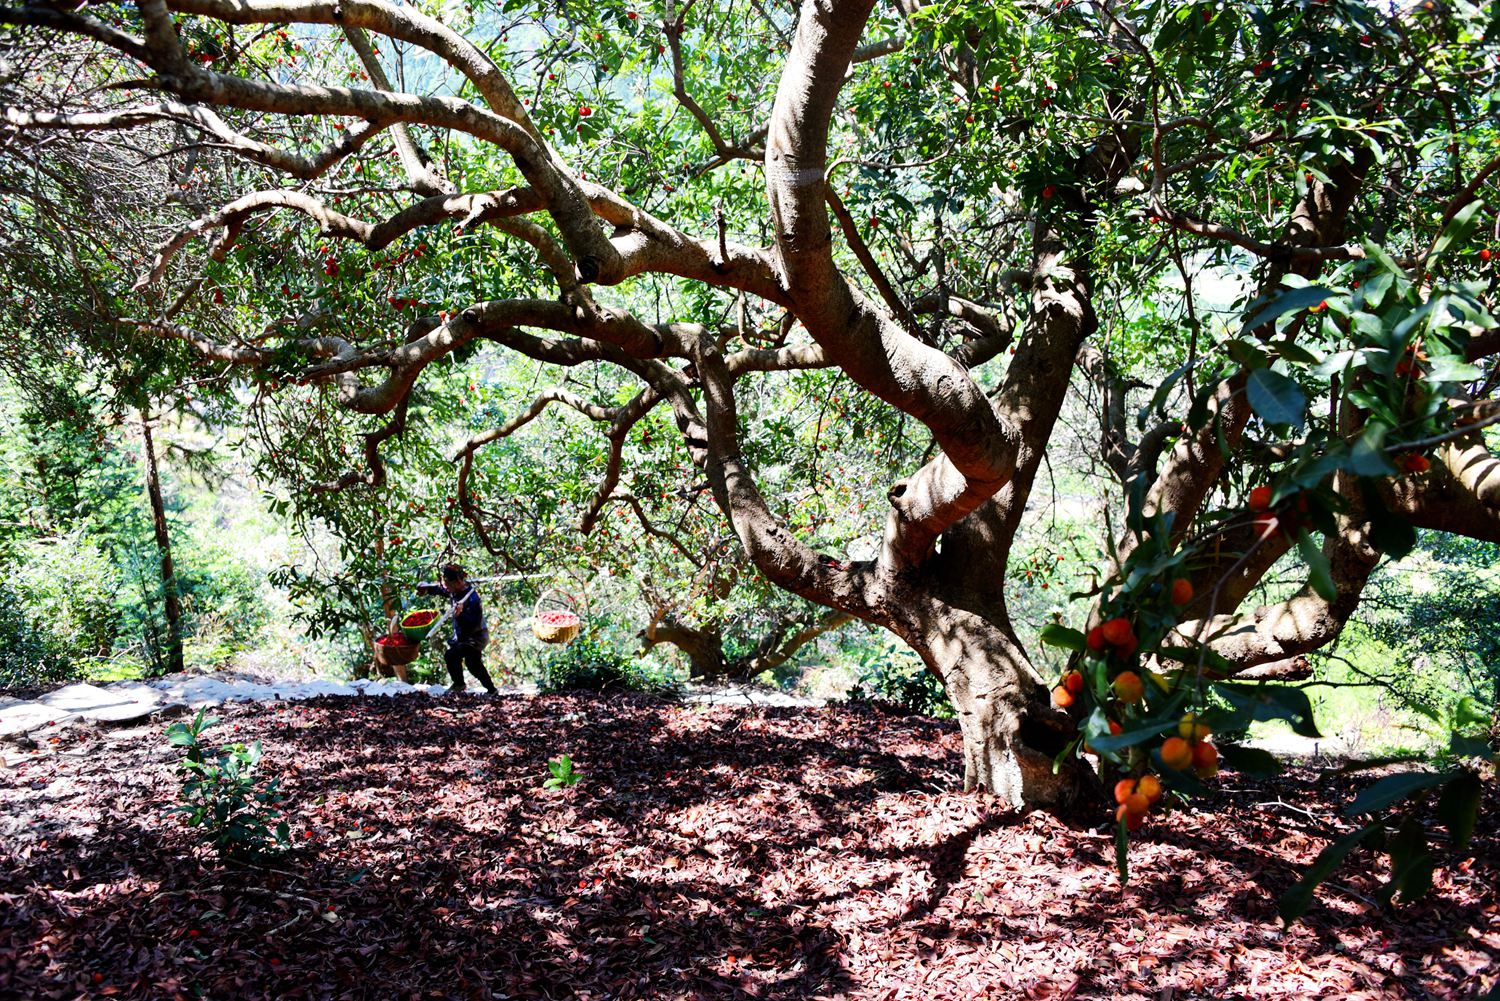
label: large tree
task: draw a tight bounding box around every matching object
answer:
[3,0,1498,807]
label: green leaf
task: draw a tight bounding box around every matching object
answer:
[1156,644,1236,675]
[1246,369,1307,427]
[1039,623,1087,652]
[1423,355,1481,383]
[1213,682,1321,737]
[1436,770,1482,850]
[1217,743,1284,778]
[1138,362,1189,430]
[1455,695,1491,731]
[1365,489,1417,559]
[1279,822,1382,924]
[1346,433,1396,477]
[1430,199,1485,260]
[1450,733,1492,759]
[1088,718,1179,753]
[1241,284,1335,333]
[1271,340,1322,366]
[1297,529,1337,601]
[1114,814,1130,886]
[1381,815,1433,905]
[1344,771,1447,817]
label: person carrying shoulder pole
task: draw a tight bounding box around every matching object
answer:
[415,563,497,695]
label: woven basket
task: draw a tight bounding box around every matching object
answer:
[532,589,582,645]
[373,637,422,668]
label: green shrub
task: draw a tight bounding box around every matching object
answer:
[177,533,272,661]
[0,576,70,690]
[165,709,291,862]
[0,532,121,689]
[12,532,120,656]
[541,635,678,694]
[846,638,952,717]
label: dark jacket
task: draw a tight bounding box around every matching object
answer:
[415,583,487,649]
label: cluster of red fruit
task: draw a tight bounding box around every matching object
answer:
[401,609,438,628]
[1111,715,1218,829]
[536,610,581,627]
[375,634,415,648]
[1247,484,1312,540]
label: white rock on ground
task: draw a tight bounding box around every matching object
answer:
[681,684,823,708]
[41,683,186,725]
[0,697,75,740]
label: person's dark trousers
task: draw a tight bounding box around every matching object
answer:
[444,643,497,693]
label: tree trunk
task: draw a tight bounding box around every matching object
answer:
[641,621,728,679]
[139,409,184,677]
[910,606,1094,811]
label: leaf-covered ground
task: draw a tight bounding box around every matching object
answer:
[1,693,1495,1000]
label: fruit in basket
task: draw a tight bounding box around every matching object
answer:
[402,610,438,628]
[375,634,415,647]
[535,610,581,626]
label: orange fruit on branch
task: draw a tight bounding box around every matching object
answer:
[1170,578,1193,605]
[1178,713,1210,741]
[1160,736,1194,771]
[1112,671,1144,705]
[1193,741,1219,778]
[1248,485,1273,512]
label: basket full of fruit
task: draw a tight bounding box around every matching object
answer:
[531,590,582,645]
[373,632,422,669]
[399,608,440,643]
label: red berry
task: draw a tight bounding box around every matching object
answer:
[1100,617,1134,648]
